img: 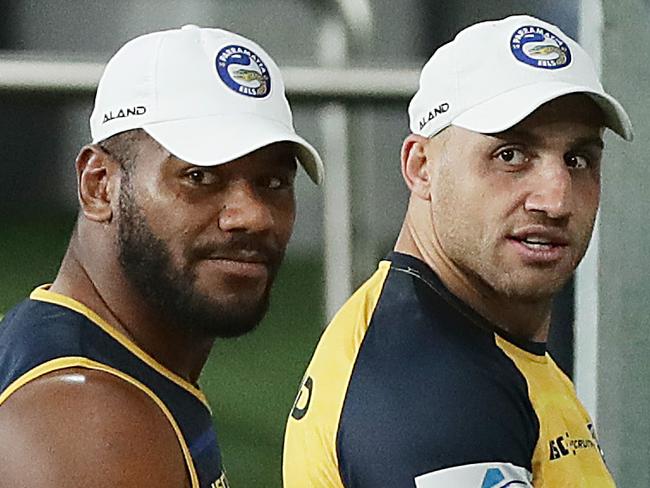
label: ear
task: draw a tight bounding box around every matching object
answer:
[400,134,431,201]
[75,145,120,223]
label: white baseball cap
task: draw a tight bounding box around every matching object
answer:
[409,15,633,141]
[90,25,324,184]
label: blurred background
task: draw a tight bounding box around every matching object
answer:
[0,0,648,486]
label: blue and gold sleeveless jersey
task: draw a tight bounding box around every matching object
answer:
[0,286,229,488]
[284,252,615,487]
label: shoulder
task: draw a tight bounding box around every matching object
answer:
[0,367,189,487]
[283,262,393,487]
[285,259,540,487]
[291,260,393,427]
[335,328,539,486]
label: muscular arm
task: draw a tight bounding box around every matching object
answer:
[0,368,190,488]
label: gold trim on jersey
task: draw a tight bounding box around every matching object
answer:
[0,356,200,487]
[283,260,392,488]
[30,285,210,410]
[495,336,615,487]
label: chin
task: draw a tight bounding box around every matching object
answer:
[197,292,272,338]
[208,316,262,339]
[198,276,270,302]
[499,274,570,301]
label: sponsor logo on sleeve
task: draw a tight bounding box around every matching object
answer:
[414,462,532,488]
[549,424,604,461]
[290,375,313,420]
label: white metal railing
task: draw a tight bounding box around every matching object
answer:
[0,57,420,98]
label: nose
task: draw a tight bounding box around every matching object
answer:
[523,159,573,219]
[218,182,274,234]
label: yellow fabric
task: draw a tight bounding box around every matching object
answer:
[30,285,210,410]
[283,261,391,488]
[0,356,200,487]
[495,336,615,487]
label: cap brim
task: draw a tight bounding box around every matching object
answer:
[451,81,634,141]
[142,114,324,184]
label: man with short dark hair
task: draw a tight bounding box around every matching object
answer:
[0,25,322,487]
[283,15,631,487]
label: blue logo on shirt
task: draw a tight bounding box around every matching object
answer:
[481,468,529,488]
[510,25,572,70]
[482,468,505,488]
[216,44,271,98]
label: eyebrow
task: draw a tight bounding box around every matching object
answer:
[493,129,605,150]
[572,136,605,150]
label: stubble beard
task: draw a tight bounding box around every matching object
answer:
[448,225,591,304]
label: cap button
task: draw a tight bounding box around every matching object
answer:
[181,24,200,31]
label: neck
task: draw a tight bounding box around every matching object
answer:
[51,236,214,384]
[394,211,552,342]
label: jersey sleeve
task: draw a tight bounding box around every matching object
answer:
[283,372,344,487]
[283,262,392,488]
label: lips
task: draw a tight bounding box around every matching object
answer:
[205,249,272,269]
[507,226,570,263]
[200,254,270,280]
[206,251,269,265]
[191,236,283,280]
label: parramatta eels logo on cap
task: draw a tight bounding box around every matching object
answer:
[216,44,271,98]
[510,25,572,70]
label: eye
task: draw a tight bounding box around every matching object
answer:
[495,147,528,166]
[185,168,218,185]
[565,153,589,169]
[267,176,284,189]
[262,172,295,190]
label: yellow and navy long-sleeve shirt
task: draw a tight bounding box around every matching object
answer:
[283,252,615,487]
[0,286,229,488]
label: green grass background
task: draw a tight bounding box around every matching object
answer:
[0,213,325,487]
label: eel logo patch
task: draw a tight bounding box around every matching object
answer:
[216,44,271,98]
[510,25,572,69]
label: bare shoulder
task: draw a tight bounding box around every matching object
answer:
[0,367,190,488]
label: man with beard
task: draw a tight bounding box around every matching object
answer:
[284,15,632,488]
[0,25,322,488]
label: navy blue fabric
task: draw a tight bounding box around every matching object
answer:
[0,297,223,487]
[336,252,540,487]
